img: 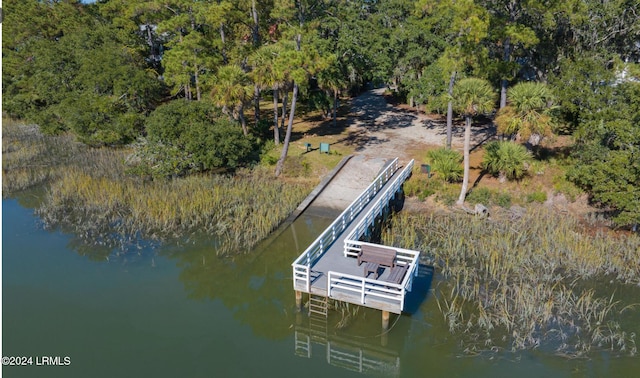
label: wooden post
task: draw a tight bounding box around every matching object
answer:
[295,291,303,311]
[382,310,390,330]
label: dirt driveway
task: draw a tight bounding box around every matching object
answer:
[345,88,495,163]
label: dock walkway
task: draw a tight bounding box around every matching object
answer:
[292,158,419,315]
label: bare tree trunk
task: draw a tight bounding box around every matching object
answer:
[273,87,280,145]
[145,24,156,63]
[446,71,456,149]
[238,104,248,136]
[185,82,192,100]
[194,64,201,101]
[457,116,472,205]
[333,88,338,128]
[220,23,228,65]
[254,85,260,125]
[275,83,299,177]
[500,37,511,109]
[252,0,260,46]
[281,89,288,131]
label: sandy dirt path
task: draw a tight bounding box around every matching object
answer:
[308,88,496,213]
[345,88,495,163]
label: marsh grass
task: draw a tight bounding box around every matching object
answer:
[382,207,640,357]
[38,164,313,255]
[4,121,315,255]
[3,120,80,193]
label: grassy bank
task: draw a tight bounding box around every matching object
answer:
[382,207,640,357]
[3,120,315,255]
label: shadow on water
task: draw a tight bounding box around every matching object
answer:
[162,213,334,340]
[402,264,434,315]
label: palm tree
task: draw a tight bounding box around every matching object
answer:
[317,58,347,128]
[274,39,327,177]
[495,82,555,147]
[453,77,496,205]
[249,44,287,144]
[211,65,253,136]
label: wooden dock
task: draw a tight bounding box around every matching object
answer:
[292,158,419,317]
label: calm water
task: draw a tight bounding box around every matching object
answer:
[2,198,639,377]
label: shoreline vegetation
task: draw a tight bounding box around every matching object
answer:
[4,118,640,358]
[2,119,315,255]
[383,207,640,357]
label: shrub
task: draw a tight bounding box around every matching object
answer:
[260,141,279,166]
[434,183,459,206]
[552,173,583,202]
[134,100,255,177]
[526,190,548,203]
[466,187,492,205]
[482,141,532,181]
[403,176,425,197]
[495,192,512,208]
[427,148,463,182]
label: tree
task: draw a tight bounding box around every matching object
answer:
[211,65,253,136]
[481,141,532,181]
[272,0,329,177]
[97,0,171,68]
[479,0,541,108]
[416,0,489,148]
[549,53,616,133]
[136,100,254,177]
[274,43,324,177]
[152,0,223,101]
[3,10,162,145]
[494,81,556,147]
[567,81,640,228]
[248,43,288,144]
[453,78,497,205]
[316,57,348,128]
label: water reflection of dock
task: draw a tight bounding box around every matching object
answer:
[294,317,401,377]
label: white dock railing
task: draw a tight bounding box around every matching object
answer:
[327,243,419,312]
[292,158,400,292]
[344,160,414,258]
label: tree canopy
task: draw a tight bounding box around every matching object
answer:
[3,0,639,226]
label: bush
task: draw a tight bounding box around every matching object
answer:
[403,176,425,197]
[405,176,442,201]
[427,148,463,182]
[303,90,331,117]
[133,101,255,177]
[259,140,279,166]
[482,141,532,181]
[553,173,583,202]
[466,187,492,205]
[495,192,512,208]
[526,190,548,203]
[434,183,459,206]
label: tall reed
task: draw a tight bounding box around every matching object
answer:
[38,164,313,254]
[383,207,640,357]
[4,120,315,255]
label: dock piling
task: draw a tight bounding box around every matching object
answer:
[295,291,303,311]
[382,310,390,330]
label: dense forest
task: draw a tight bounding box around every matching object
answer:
[3,0,640,227]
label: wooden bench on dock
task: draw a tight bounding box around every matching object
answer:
[385,264,408,284]
[357,244,396,268]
